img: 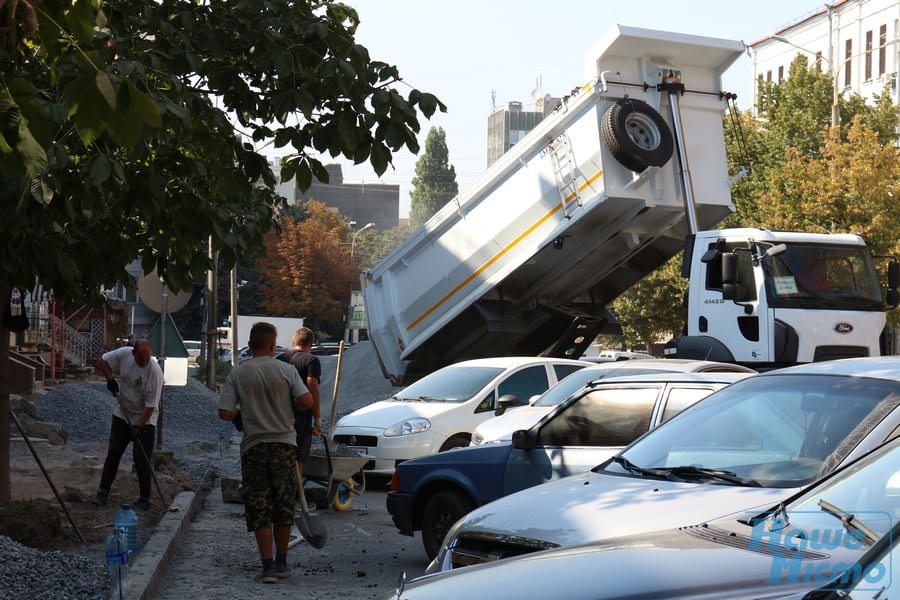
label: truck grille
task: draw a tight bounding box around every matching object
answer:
[447,533,558,569]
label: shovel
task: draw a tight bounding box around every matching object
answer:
[295,463,327,548]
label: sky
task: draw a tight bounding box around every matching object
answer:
[269,0,831,218]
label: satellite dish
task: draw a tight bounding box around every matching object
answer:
[136,269,192,314]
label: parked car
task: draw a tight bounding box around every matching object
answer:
[183,340,202,363]
[384,436,900,599]
[429,356,900,573]
[388,371,751,559]
[472,359,756,445]
[218,345,287,363]
[332,357,588,475]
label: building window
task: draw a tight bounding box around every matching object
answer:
[766,70,772,82]
[879,25,887,77]
[815,51,824,72]
[777,65,784,83]
[864,30,872,81]
[844,39,852,87]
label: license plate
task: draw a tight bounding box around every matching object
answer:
[347,447,367,457]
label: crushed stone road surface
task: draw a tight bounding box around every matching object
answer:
[154,438,429,600]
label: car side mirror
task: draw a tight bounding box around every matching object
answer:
[495,394,524,416]
[511,429,532,450]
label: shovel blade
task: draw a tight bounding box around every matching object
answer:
[295,512,327,549]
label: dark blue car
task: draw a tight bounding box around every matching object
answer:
[386,372,748,559]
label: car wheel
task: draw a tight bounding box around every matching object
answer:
[601,98,674,172]
[438,434,470,452]
[421,490,475,561]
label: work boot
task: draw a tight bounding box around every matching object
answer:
[91,489,108,507]
[132,496,153,511]
[275,561,291,579]
[258,564,278,584]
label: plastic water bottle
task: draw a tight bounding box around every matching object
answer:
[105,529,128,600]
[114,504,139,557]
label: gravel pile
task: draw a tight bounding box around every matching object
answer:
[0,535,107,599]
[5,376,232,599]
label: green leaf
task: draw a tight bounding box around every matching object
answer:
[296,160,312,192]
[96,72,118,109]
[66,0,97,45]
[88,156,112,185]
[125,81,162,128]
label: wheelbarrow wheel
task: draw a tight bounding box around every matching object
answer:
[332,480,354,511]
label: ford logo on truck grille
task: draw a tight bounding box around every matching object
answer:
[834,323,854,333]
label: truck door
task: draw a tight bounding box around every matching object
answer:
[686,242,772,363]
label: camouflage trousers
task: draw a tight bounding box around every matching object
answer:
[240,442,298,532]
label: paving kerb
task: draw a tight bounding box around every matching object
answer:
[123,488,204,600]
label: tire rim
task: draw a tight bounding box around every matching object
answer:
[623,111,662,151]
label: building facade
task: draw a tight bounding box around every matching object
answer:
[486,94,562,167]
[748,0,899,119]
[293,163,399,231]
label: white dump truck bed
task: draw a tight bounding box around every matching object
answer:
[362,26,746,384]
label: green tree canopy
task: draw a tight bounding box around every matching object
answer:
[409,126,458,229]
[0,0,445,504]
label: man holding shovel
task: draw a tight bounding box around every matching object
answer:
[218,322,313,584]
[91,338,163,510]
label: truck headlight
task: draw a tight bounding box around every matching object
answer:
[385,418,431,437]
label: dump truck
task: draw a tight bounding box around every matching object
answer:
[362,25,897,384]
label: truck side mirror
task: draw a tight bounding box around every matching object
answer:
[889,260,899,290]
[511,429,532,450]
[721,252,738,300]
[495,394,524,416]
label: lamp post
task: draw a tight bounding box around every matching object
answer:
[771,29,840,126]
[345,222,374,343]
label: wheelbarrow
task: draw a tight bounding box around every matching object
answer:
[302,436,368,511]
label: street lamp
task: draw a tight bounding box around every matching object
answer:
[771,28,839,126]
[350,222,375,262]
[345,221,374,343]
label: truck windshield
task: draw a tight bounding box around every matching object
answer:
[763,244,883,310]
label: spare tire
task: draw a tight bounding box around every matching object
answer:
[601,98,674,172]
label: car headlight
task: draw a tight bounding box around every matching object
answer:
[470,432,484,445]
[384,417,431,437]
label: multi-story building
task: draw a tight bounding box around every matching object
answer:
[748,0,899,122]
[486,94,561,167]
[293,163,399,231]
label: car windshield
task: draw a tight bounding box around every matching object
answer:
[607,374,900,488]
[750,440,900,544]
[393,366,505,403]
[532,368,671,407]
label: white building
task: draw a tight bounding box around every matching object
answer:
[748,0,899,122]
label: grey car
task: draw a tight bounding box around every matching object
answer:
[430,356,900,573]
[383,436,900,599]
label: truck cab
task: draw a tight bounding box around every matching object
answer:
[678,228,898,368]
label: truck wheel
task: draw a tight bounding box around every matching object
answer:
[421,490,475,561]
[601,98,674,172]
[439,434,470,452]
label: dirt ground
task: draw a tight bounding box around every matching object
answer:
[3,438,197,552]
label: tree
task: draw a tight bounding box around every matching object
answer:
[258,201,354,324]
[409,127,458,229]
[0,0,445,504]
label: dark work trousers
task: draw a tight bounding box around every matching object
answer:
[99,415,156,499]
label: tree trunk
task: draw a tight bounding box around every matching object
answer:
[0,284,11,505]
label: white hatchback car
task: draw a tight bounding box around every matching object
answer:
[332,357,587,475]
[472,359,756,445]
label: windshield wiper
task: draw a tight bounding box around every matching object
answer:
[609,455,677,481]
[417,396,448,402]
[662,465,762,487]
[819,499,880,547]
